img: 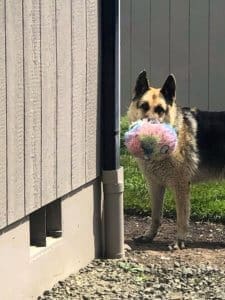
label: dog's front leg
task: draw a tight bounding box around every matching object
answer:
[171,182,190,250]
[149,183,166,238]
[134,183,165,243]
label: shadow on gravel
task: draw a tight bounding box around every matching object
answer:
[125,239,225,252]
[124,215,225,253]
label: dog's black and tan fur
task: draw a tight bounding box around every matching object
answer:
[127,71,225,249]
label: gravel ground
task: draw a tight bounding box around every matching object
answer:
[38,216,225,300]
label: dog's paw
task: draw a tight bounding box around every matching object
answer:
[168,239,186,251]
[133,235,153,244]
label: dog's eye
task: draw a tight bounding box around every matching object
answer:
[154,105,165,115]
[139,102,150,111]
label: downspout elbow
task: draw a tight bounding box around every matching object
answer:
[102,167,124,258]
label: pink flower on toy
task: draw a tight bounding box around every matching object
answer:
[124,119,177,160]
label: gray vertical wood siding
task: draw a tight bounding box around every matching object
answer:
[24,0,42,214]
[41,0,57,206]
[120,0,225,114]
[0,0,100,229]
[56,0,72,199]
[6,0,25,223]
[71,0,86,189]
[0,0,6,228]
[86,0,100,182]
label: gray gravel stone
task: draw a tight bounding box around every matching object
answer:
[38,257,225,300]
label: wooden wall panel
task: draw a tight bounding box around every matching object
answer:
[0,0,100,228]
[41,0,57,205]
[86,0,100,182]
[120,0,132,113]
[150,0,170,87]
[189,0,209,109]
[0,0,7,228]
[209,0,225,111]
[131,0,150,91]
[24,0,41,214]
[170,0,189,107]
[71,0,86,189]
[120,0,225,112]
[56,0,72,197]
[6,0,25,224]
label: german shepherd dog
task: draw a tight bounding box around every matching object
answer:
[127,71,225,249]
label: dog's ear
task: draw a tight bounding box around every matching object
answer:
[133,70,149,100]
[160,74,176,105]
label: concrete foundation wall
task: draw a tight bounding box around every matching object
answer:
[0,179,102,300]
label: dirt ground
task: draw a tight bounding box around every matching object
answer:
[125,215,225,269]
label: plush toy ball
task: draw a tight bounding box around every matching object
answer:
[124,119,177,160]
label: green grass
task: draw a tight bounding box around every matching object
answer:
[121,116,225,223]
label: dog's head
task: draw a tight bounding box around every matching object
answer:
[127,71,177,125]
